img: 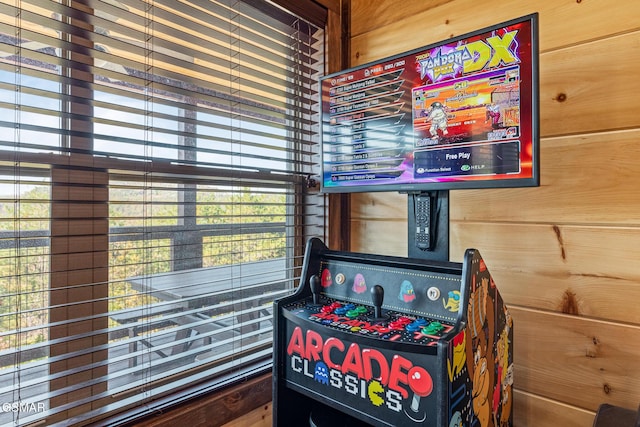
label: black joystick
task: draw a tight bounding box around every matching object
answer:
[309,274,322,307]
[369,284,388,321]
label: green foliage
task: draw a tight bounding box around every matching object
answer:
[198,188,288,265]
[0,185,50,351]
[108,239,171,314]
[1,183,290,352]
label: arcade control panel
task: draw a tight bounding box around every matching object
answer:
[273,238,514,427]
[283,252,463,349]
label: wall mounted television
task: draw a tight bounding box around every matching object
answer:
[319,14,539,194]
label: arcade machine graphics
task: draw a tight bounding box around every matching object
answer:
[273,238,513,427]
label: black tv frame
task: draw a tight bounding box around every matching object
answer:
[319,13,539,195]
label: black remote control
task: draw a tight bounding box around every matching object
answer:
[415,195,431,250]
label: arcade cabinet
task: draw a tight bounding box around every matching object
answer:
[273,12,539,427]
[272,238,513,426]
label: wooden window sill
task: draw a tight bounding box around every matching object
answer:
[126,372,272,427]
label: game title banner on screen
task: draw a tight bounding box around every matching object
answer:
[320,14,538,192]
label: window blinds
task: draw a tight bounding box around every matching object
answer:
[0,0,325,425]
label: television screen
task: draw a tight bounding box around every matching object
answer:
[320,14,539,193]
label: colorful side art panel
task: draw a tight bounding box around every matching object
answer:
[447,250,514,427]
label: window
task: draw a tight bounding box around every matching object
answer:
[0,0,325,425]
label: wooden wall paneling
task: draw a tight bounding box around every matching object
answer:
[350,219,407,256]
[513,390,595,427]
[220,403,272,427]
[349,192,407,256]
[345,0,640,422]
[511,306,640,411]
[350,191,407,220]
[349,0,455,37]
[349,0,640,65]
[541,33,640,137]
[132,374,272,427]
[449,130,640,224]
[450,222,640,324]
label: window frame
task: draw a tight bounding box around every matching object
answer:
[0,0,333,424]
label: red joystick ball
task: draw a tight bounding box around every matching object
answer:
[407,366,433,413]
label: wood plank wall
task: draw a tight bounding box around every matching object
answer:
[348,0,640,426]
